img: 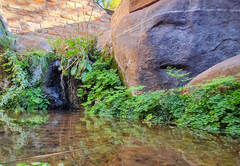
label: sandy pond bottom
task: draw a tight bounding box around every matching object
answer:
[0,111,240,166]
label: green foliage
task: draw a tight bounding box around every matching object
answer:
[0,50,29,107]
[15,162,63,166]
[5,88,50,112]
[0,23,15,52]
[166,66,193,87]
[95,0,121,10]
[0,50,54,112]
[78,58,170,122]
[78,57,240,135]
[177,75,240,134]
[53,36,98,79]
[16,162,52,166]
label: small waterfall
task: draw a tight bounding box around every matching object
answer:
[43,61,68,109]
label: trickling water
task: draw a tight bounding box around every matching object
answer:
[43,61,68,109]
[0,111,240,166]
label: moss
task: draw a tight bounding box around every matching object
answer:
[109,54,127,86]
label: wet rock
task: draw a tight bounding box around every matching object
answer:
[67,76,84,109]
[187,54,240,86]
[43,61,68,109]
[112,0,240,91]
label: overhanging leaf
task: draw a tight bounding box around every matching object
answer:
[71,66,77,76]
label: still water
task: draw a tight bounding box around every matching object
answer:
[0,111,240,166]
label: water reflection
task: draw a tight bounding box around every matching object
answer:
[0,111,240,166]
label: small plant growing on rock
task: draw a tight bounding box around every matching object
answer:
[166,66,193,88]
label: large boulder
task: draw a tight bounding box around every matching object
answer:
[97,30,112,50]
[111,0,240,91]
[187,54,240,86]
[111,0,130,29]
[129,0,159,12]
[111,0,159,28]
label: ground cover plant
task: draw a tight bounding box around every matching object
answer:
[78,56,240,136]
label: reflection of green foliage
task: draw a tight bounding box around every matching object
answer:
[0,110,49,130]
[16,162,52,166]
[0,111,49,165]
[79,115,240,166]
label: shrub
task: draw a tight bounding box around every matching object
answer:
[78,57,240,135]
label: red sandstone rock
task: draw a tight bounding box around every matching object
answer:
[111,0,240,91]
[187,55,240,86]
[129,0,159,12]
[111,0,129,29]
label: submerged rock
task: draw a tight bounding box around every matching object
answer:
[112,0,240,91]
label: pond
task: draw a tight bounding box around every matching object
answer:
[0,111,240,166]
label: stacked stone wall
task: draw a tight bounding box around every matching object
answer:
[1,0,111,40]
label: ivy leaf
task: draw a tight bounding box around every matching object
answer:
[81,72,87,82]
[86,64,92,71]
[32,98,42,104]
[16,164,28,166]
[78,60,85,70]
[67,40,75,47]
[71,66,77,76]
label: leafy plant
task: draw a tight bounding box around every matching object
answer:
[78,56,240,135]
[0,50,53,112]
[59,36,98,80]
[178,75,240,134]
[166,66,193,87]
[78,58,170,122]
[0,23,15,52]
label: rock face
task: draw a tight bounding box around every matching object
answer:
[112,0,240,91]
[129,0,159,12]
[187,54,240,86]
[111,0,130,28]
[97,30,112,50]
[0,66,10,93]
[15,35,52,54]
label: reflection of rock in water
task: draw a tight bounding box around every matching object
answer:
[43,61,68,109]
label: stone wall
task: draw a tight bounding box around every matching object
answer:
[1,0,111,40]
